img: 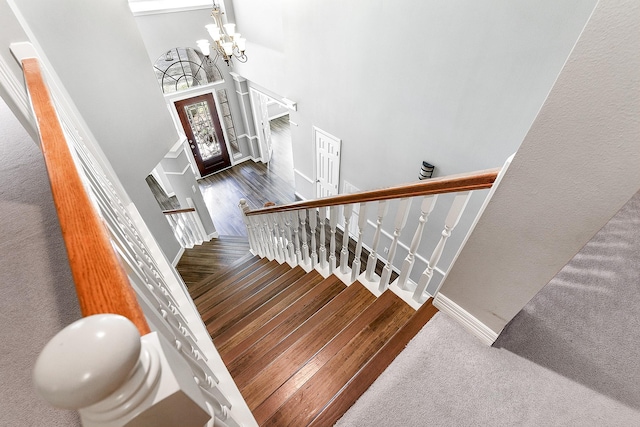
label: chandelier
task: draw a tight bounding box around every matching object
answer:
[196,4,247,66]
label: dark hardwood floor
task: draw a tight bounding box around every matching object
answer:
[198,161,297,237]
[268,114,294,189]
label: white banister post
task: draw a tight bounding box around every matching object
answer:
[299,209,311,268]
[291,211,302,266]
[262,214,275,260]
[413,191,472,303]
[365,200,389,281]
[309,209,318,268]
[33,314,211,427]
[397,195,438,290]
[351,202,368,283]
[339,204,354,275]
[238,199,257,254]
[318,207,328,270]
[379,198,412,293]
[283,212,296,266]
[329,206,338,273]
[271,213,285,263]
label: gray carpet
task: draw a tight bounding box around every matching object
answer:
[337,191,640,426]
[0,98,82,425]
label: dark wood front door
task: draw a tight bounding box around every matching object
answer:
[175,94,231,177]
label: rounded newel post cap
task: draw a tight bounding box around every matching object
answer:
[33,314,141,409]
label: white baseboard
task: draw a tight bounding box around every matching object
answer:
[172,246,185,267]
[433,293,500,346]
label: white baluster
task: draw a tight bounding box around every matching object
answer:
[339,204,354,275]
[413,191,472,303]
[329,206,338,273]
[291,211,302,266]
[249,216,265,257]
[271,213,285,263]
[351,202,368,283]
[282,212,296,266]
[365,200,389,281]
[396,195,438,290]
[262,214,275,260]
[33,314,211,427]
[379,198,412,293]
[299,209,311,269]
[318,207,327,270]
[309,209,318,268]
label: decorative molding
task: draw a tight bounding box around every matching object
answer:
[294,169,314,184]
[128,0,211,16]
[237,133,258,141]
[228,72,246,83]
[163,136,187,159]
[433,293,500,345]
[163,163,191,176]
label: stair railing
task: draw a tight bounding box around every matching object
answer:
[240,166,502,307]
[20,55,254,427]
[163,201,208,249]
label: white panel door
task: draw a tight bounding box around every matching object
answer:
[250,88,273,163]
[314,127,341,198]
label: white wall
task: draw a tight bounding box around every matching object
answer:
[438,0,640,340]
[230,0,598,283]
[6,0,183,261]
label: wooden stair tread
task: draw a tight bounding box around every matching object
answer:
[207,266,308,338]
[189,251,260,298]
[200,261,291,324]
[251,289,404,424]
[308,298,439,427]
[192,256,268,302]
[262,291,416,426]
[195,258,277,311]
[238,283,377,408]
[214,271,325,354]
[220,275,345,365]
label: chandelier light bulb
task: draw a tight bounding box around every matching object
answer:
[236,38,246,52]
[222,42,234,56]
[223,23,236,36]
[196,39,211,56]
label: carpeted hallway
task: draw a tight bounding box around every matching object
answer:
[336,190,640,426]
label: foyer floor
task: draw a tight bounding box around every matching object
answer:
[198,115,296,236]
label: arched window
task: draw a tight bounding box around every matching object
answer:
[153,47,223,94]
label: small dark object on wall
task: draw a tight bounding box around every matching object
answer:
[419,161,435,180]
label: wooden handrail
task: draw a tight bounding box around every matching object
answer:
[245,168,500,216]
[163,207,196,215]
[23,58,150,335]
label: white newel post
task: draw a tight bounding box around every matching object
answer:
[309,209,318,268]
[364,200,389,282]
[397,195,438,290]
[413,191,472,303]
[379,198,412,292]
[33,314,211,427]
[238,199,257,255]
[350,202,368,283]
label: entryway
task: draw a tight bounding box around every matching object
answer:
[175,93,231,177]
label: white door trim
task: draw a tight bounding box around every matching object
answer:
[313,126,341,199]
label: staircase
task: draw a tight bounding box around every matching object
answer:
[178,237,438,426]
